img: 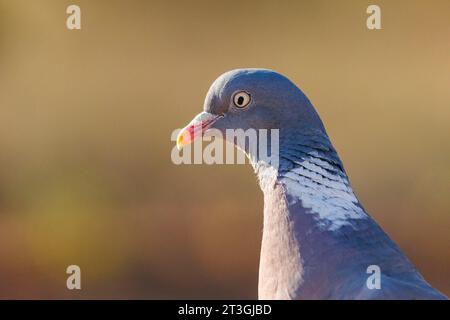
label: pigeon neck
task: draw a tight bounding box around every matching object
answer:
[254,128,368,231]
[253,130,375,299]
[277,130,369,230]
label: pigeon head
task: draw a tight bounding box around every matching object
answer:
[175,69,450,300]
[177,68,326,150]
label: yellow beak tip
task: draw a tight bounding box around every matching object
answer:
[176,134,184,150]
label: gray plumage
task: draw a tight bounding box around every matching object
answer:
[180,68,447,300]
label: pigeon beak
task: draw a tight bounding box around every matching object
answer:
[177,112,223,150]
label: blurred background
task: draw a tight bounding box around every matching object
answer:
[0,0,448,299]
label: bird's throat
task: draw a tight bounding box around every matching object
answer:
[258,177,304,299]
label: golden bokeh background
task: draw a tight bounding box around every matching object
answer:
[0,0,448,298]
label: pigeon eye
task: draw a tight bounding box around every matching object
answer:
[233,91,251,108]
